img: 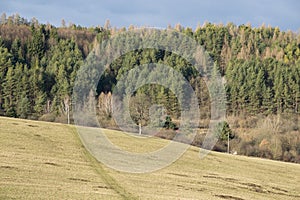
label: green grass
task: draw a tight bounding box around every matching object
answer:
[0,116,299,200]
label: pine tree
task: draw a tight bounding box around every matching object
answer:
[11,38,24,65]
[274,67,284,113]
[34,91,46,115]
[215,121,234,141]
[2,66,17,117]
[17,92,31,118]
[0,46,12,110]
[262,87,274,114]
[251,66,266,114]
[29,25,46,60]
[14,62,27,114]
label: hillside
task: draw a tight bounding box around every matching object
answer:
[0,15,300,163]
[0,116,299,200]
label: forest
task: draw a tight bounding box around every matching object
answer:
[0,14,299,163]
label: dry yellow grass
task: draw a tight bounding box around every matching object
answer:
[0,116,300,200]
[0,117,126,200]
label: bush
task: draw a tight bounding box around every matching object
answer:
[296,142,300,155]
[163,116,177,130]
[155,129,176,140]
[238,115,258,128]
[73,113,98,127]
[39,113,56,122]
[97,115,117,128]
[282,151,294,162]
[212,141,227,152]
[191,132,205,147]
[238,140,258,157]
[54,115,68,124]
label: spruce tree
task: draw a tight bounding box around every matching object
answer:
[17,92,31,118]
[0,46,12,110]
[3,66,17,117]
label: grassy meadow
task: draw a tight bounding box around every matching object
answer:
[0,116,299,199]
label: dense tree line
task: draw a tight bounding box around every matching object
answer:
[0,14,299,162]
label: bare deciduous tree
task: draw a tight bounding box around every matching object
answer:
[129,93,151,135]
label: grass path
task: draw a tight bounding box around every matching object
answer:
[0,117,134,199]
[69,126,138,200]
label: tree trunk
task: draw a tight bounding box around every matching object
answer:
[139,122,142,135]
[227,133,230,154]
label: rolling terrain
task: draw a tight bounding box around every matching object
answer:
[0,116,299,200]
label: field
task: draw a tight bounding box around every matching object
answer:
[0,116,300,199]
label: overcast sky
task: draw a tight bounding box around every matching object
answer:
[0,0,299,31]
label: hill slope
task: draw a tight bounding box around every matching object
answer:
[0,117,299,200]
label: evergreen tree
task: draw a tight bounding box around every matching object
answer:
[2,66,17,117]
[17,92,31,118]
[163,115,177,130]
[34,91,46,115]
[214,121,234,141]
[0,46,12,110]
[29,25,46,60]
[11,38,24,65]
[274,66,284,113]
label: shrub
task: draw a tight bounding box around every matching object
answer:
[282,151,294,162]
[212,141,227,152]
[39,113,56,122]
[296,142,300,155]
[238,140,258,157]
[155,129,176,140]
[163,116,177,130]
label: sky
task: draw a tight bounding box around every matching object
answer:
[0,0,299,31]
